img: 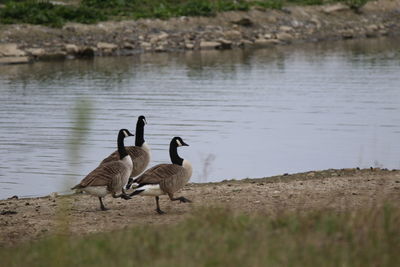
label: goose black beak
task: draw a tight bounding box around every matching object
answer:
[182,141,189,146]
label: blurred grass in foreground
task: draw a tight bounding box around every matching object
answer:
[1,204,399,266]
[51,99,92,266]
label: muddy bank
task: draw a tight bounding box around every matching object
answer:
[1,168,399,247]
[0,0,400,64]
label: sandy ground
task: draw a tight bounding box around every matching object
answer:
[1,168,399,247]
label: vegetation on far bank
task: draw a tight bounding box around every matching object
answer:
[1,204,398,266]
[0,0,370,28]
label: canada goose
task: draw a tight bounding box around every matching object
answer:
[126,137,192,214]
[101,116,151,180]
[71,129,134,211]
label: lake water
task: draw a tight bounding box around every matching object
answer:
[1,37,400,199]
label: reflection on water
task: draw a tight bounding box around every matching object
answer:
[1,37,400,199]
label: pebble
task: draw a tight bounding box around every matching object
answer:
[97,42,118,51]
[199,41,220,50]
[276,32,293,42]
[65,44,79,54]
[185,43,194,49]
[25,48,45,57]
[279,26,294,32]
[223,30,242,40]
[254,38,279,47]
[232,18,253,27]
[0,56,29,64]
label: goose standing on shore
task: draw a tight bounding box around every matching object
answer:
[71,129,134,211]
[101,116,151,181]
[126,137,192,214]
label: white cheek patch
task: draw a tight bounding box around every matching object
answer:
[176,139,182,147]
[124,131,129,137]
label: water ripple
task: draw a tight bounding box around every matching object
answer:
[1,37,400,199]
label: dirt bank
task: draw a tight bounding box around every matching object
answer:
[1,168,399,247]
[0,0,400,64]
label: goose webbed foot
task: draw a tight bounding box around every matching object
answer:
[179,197,192,203]
[155,196,165,215]
[120,194,131,200]
[156,208,166,215]
[171,196,192,203]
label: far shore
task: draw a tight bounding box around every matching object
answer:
[1,0,400,64]
[1,167,399,247]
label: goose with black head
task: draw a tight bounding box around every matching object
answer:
[71,129,134,211]
[127,137,192,214]
[101,116,151,180]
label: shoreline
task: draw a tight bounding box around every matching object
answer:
[1,0,400,64]
[1,167,395,201]
[1,167,399,246]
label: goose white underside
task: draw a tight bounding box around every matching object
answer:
[82,186,108,197]
[182,159,193,179]
[135,184,165,197]
[141,142,151,160]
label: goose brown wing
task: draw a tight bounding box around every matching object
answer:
[100,146,149,174]
[134,164,183,186]
[73,161,125,190]
[159,166,189,194]
[126,146,150,176]
[100,149,123,164]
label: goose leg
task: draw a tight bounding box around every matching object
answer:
[125,178,134,190]
[155,196,165,215]
[112,189,131,200]
[99,197,108,211]
[168,193,192,203]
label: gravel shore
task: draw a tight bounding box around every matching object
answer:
[1,168,399,247]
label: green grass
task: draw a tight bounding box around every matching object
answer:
[252,0,284,10]
[0,1,106,27]
[338,0,370,10]
[0,0,372,27]
[0,0,252,26]
[286,0,324,5]
[1,204,399,266]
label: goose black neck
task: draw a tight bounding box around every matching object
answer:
[169,142,183,166]
[135,121,145,147]
[118,132,128,160]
